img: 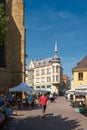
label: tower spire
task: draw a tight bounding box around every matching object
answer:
[52,41,60,63]
[55,41,58,52]
[54,41,58,58]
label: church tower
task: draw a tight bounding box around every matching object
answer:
[0,0,25,93]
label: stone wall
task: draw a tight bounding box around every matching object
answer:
[0,0,25,94]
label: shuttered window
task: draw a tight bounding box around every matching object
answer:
[78,72,83,80]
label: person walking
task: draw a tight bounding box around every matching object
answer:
[39,93,48,118]
[27,94,33,108]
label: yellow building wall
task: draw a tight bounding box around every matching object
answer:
[73,71,87,88]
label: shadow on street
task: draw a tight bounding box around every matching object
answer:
[15,112,83,130]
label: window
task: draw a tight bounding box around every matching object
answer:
[53,75,55,82]
[36,70,40,76]
[41,86,45,88]
[37,62,40,66]
[36,78,39,83]
[29,70,33,75]
[52,66,55,73]
[48,60,51,64]
[47,68,51,74]
[36,86,40,88]
[56,75,59,81]
[56,66,59,72]
[78,72,83,80]
[0,0,6,68]
[43,61,46,65]
[41,69,45,75]
[41,77,45,83]
[47,85,51,88]
[0,42,6,68]
[47,77,51,82]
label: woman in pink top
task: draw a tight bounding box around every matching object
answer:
[39,93,48,118]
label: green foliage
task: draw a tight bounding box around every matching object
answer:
[0,3,9,43]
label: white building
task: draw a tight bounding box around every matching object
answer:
[26,42,63,94]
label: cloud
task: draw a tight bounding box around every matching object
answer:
[47,10,74,19]
[58,11,73,19]
[47,10,85,27]
[32,25,54,31]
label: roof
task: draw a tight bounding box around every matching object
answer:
[33,57,61,68]
[28,43,62,69]
[72,55,87,71]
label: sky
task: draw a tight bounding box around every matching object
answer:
[24,0,87,79]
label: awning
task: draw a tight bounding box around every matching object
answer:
[9,82,33,93]
[75,85,87,90]
[34,88,51,92]
[66,89,75,95]
[75,90,87,95]
[74,85,87,95]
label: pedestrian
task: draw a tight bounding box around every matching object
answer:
[7,93,12,105]
[0,108,7,129]
[39,93,48,118]
[49,93,55,102]
[5,103,12,117]
[27,94,33,108]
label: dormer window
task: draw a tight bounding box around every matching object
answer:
[49,60,51,64]
[37,62,40,66]
[43,61,46,65]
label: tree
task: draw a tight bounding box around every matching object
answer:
[0,3,8,43]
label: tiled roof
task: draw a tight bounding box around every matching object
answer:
[33,58,52,68]
[33,57,61,68]
[72,55,87,71]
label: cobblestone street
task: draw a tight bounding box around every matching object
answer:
[10,97,87,130]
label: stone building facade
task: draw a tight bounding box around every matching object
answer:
[26,43,63,94]
[0,0,25,94]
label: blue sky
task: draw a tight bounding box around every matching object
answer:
[24,0,87,78]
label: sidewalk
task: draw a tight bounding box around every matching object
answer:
[9,97,87,130]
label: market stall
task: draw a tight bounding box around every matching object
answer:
[9,82,33,93]
[9,82,33,109]
[74,85,87,112]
